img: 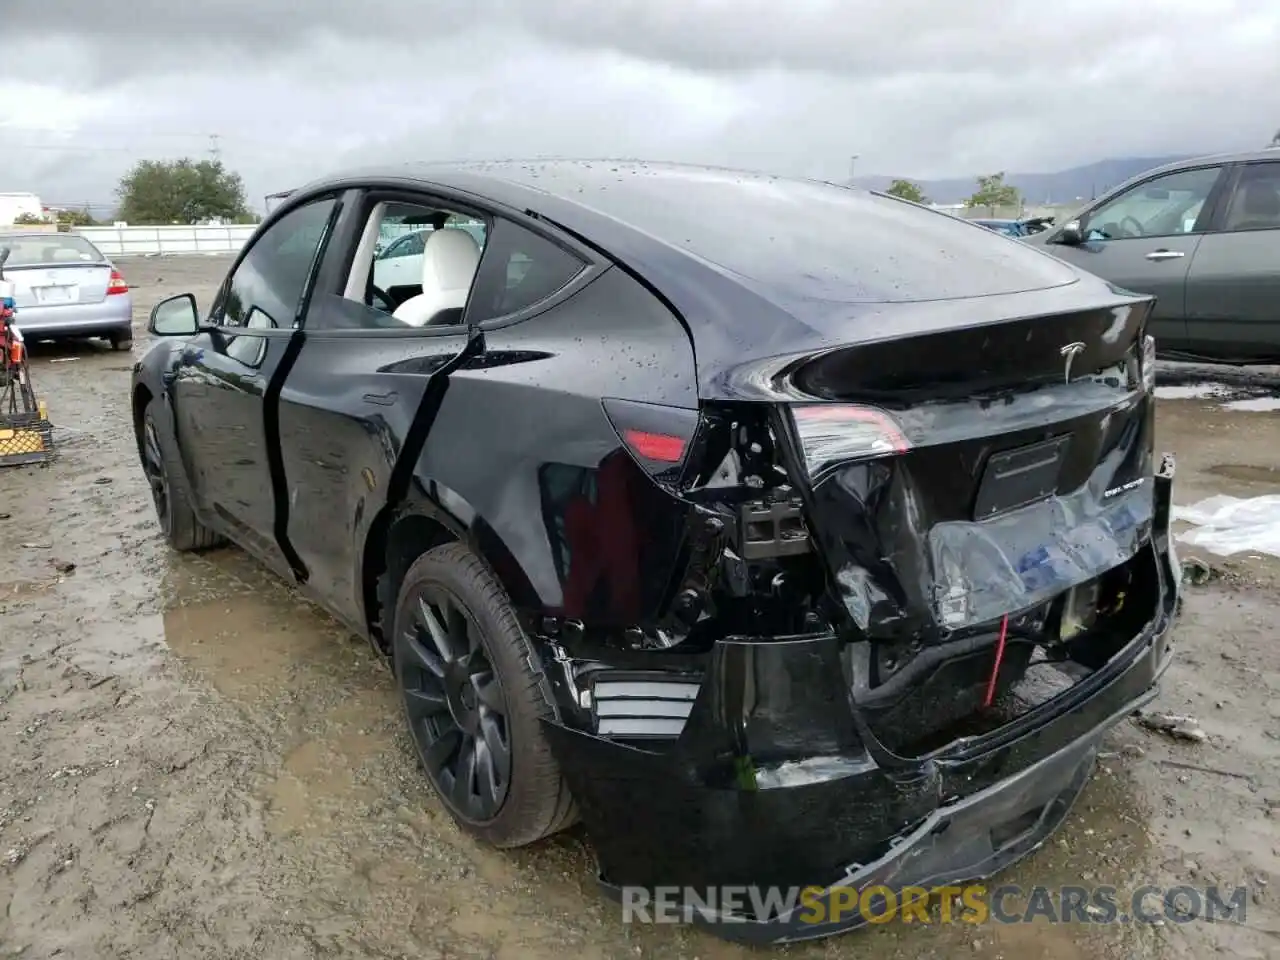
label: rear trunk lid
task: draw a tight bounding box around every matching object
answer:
[779,293,1157,643]
[6,263,114,307]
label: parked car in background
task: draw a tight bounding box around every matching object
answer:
[0,232,132,350]
[372,218,490,292]
[371,226,432,289]
[970,217,1055,238]
[971,218,1033,237]
[1027,149,1280,363]
[131,161,1178,943]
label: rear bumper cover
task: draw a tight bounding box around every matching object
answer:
[541,462,1180,944]
[10,295,133,337]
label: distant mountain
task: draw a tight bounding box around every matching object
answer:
[852,155,1193,206]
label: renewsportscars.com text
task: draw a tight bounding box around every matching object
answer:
[621,883,1249,926]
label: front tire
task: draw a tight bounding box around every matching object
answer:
[140,398,223,552]
[392,542,576,848]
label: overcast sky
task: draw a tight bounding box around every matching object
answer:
[3,0,1279,211]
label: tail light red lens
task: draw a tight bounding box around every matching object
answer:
[602,398,700,477]
[107,269,128,295]
[789,403,910,477]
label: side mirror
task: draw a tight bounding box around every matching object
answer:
[149,293,200,336]
[1056,220,1085,245]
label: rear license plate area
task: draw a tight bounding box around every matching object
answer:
[973,436,1070,520]
[35,285,75,304]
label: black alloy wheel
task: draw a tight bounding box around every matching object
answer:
[396,584,512,822]
[142,415,170,536]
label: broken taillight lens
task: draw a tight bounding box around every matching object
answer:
[602,398,700,476]
[789,403,910,477]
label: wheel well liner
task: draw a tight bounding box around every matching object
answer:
[131,384,153,459]
[360,501,544,657]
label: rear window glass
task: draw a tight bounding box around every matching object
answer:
[491,163,1078,304]
[0,234,105,267]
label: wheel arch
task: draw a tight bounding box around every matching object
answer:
[130,382,154,461]
[358,483,541,657]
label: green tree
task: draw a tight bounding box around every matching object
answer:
[885,179,927,204]
[56,208,98,227]
[964,172,1021,212]
[116,158,250,225]
[13,212,45,225]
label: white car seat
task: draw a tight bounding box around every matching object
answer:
[391,227,481,327]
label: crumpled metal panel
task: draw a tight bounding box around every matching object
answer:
[928,478,1152,628]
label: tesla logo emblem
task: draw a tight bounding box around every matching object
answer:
[1060,342,1086,383]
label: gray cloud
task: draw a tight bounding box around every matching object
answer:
[3,1,1279,209]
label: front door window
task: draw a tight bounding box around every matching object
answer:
[1082,166,1223,241]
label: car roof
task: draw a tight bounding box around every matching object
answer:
[1141,148,1280,177]
[297,157,1078,282]
[0,231,77,240]
[0,231,102,248]
[280,160,1134,387]
[1094,149,1280,199]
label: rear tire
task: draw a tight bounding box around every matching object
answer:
[140,398,223,552]
[391,542,576,848]
[110,331,133,351]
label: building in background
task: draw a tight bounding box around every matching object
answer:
[0,193,45,227]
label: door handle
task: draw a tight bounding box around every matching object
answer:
[1145,249,1185,261]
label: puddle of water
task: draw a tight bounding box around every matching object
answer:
[1223,396,1280,412]
[1155,382,1280,415]
[1206,464,1280,484]
[1155,383,1232,400]
[0,576,61,599]
[266,732,386,836]
[1174,494,1280,557]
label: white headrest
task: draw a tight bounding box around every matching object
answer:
[422,228,480,291]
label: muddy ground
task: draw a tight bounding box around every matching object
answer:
[1,255,1277,960]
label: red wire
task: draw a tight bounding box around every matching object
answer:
[983,614,1010,708]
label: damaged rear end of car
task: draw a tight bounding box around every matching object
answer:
[518,174,1182,943]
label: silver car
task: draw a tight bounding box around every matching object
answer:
[1026,148,1280,364]
[0,232,134,350]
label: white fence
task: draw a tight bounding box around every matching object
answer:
[75,224,258,258]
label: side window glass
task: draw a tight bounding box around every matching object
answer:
[1083,166,1221,241]
[328,201,487,331]
[218,197,336,331]
[467,218,586,325]
[1221,163,1280,232]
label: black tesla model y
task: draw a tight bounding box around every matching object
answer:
[131,161,1181,943]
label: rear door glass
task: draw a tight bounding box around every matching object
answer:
[466,218,586,324]
[0,234,105,266]
[1219,162,1280,232]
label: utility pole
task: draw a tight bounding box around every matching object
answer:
[208,134,222,162]
[848,155,859,183]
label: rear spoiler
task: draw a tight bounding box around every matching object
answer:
[264,189,295,214]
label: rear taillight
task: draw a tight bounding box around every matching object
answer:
[789,404,910,477]
[107,269,128,295]
[1141,334,1156,391]
[602,398,700,477]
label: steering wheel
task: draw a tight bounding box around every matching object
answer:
[370,284,394,313]
[1119,215,1145,238]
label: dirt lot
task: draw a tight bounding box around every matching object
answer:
[1,256,1277,960]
